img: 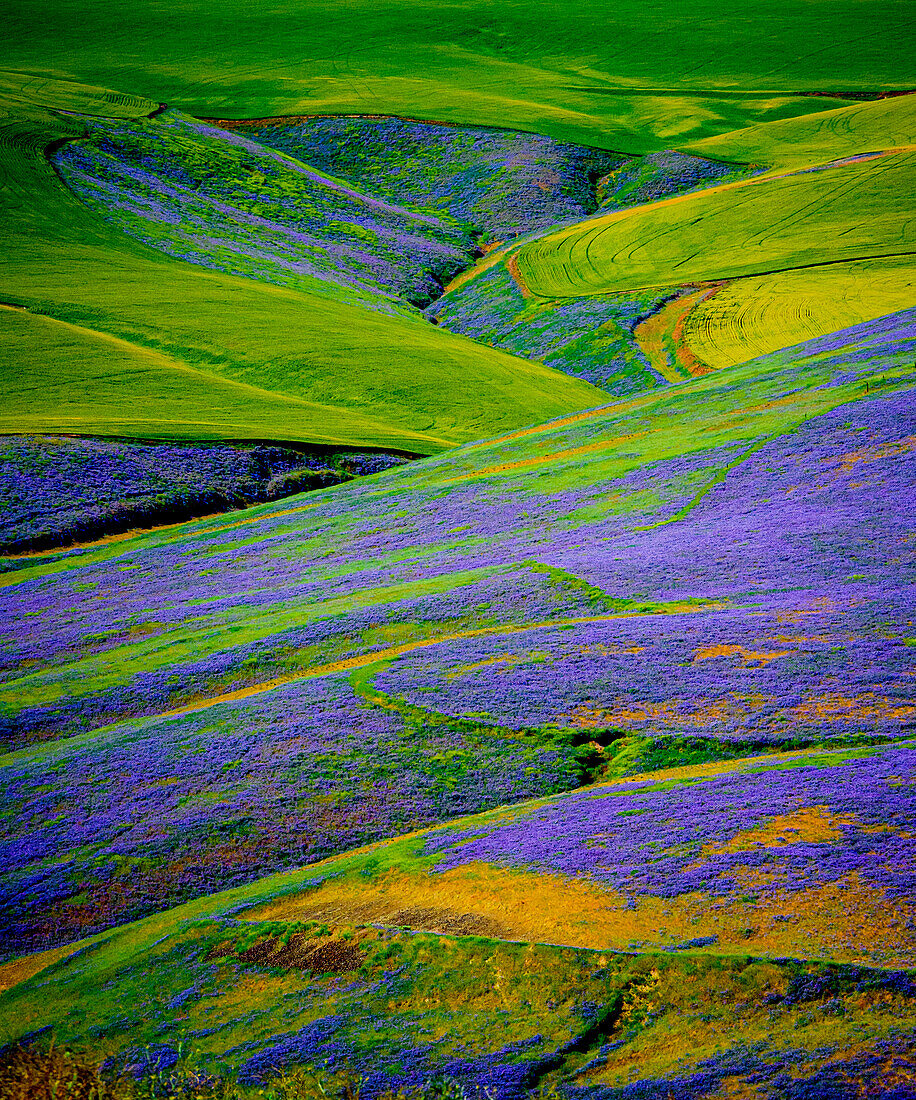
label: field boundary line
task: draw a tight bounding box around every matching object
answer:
[155,604,718,721]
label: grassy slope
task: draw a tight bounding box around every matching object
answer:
[682,90,916,167]
[441,94,916,375]
[2,906,912,1097]
[2,1,905,148]
[0,742,912,1093]
[0,8,909,450]
[3,311,912,714]
[514,149,915,296]
[0,77,606,450]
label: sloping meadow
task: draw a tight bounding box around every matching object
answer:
[433,94,916,388]
[1,309,914,971]
[0,739,914,1098]
[0,76,605,452]
[1,6,915,1095]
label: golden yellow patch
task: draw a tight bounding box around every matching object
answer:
[790,691,916,723]
[244,864,916,969]
[692,643,792,665]
[701,806,856,855]
[575,642,646,656]
[0,944,80,995]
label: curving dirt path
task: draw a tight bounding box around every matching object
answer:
[157,602,713,721]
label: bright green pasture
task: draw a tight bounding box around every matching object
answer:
[514,149,915,297]
[0,308,455,449]
[0,79,605,451]
[2,1,903,148]
[683,91,916,167]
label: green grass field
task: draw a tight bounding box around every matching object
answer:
[0,76,607,451]
[513,148,915,297]
[3,1,907,146]
[1,13,911,449]
[683,90,916,166]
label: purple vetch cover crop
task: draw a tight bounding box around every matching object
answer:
[1,565,617,746]
[595,149,757,211]
[54,111,478,309]
[228,115,626,240]
[373,599,916,741]
[427,261,671,394]
[0,672,579,958]
[2,379,915,742]
[0,436,408,553]
[421,742,916,905]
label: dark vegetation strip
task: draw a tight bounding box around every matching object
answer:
[0,436,411,556]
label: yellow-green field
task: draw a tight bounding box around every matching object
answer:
[0,76,606,450]
[513,148,915,297]
[682,257,916,370]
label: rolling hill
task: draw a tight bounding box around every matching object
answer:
[1,306,914,1092]
[0,75,606,451]
[0,3,914,1097]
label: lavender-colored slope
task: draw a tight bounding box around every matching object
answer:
[422,742,916,905]
[0,436,407,553]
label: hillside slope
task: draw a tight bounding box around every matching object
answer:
[2,307,913,957]
[1,307,914,1092]
[0,77,606,450]
[436,94,916,382]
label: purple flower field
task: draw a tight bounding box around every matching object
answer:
[0,436,408,553]
[4,347,913,751]
[54,111,479,309]
[421,741,916,905]
[0,669,581,957]
[374,599,916,741]
[595,149,757,211]
[230,116,626,241]
[427,262,672,393]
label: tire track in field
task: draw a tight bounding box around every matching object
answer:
[515,148,915,298]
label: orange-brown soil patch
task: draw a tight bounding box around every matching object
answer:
[505,252,534,298]
[790,691,916,723]
[836,434,916,475]
[700,806,857,854]
[634,285,723,382]
[564,695,768,731]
